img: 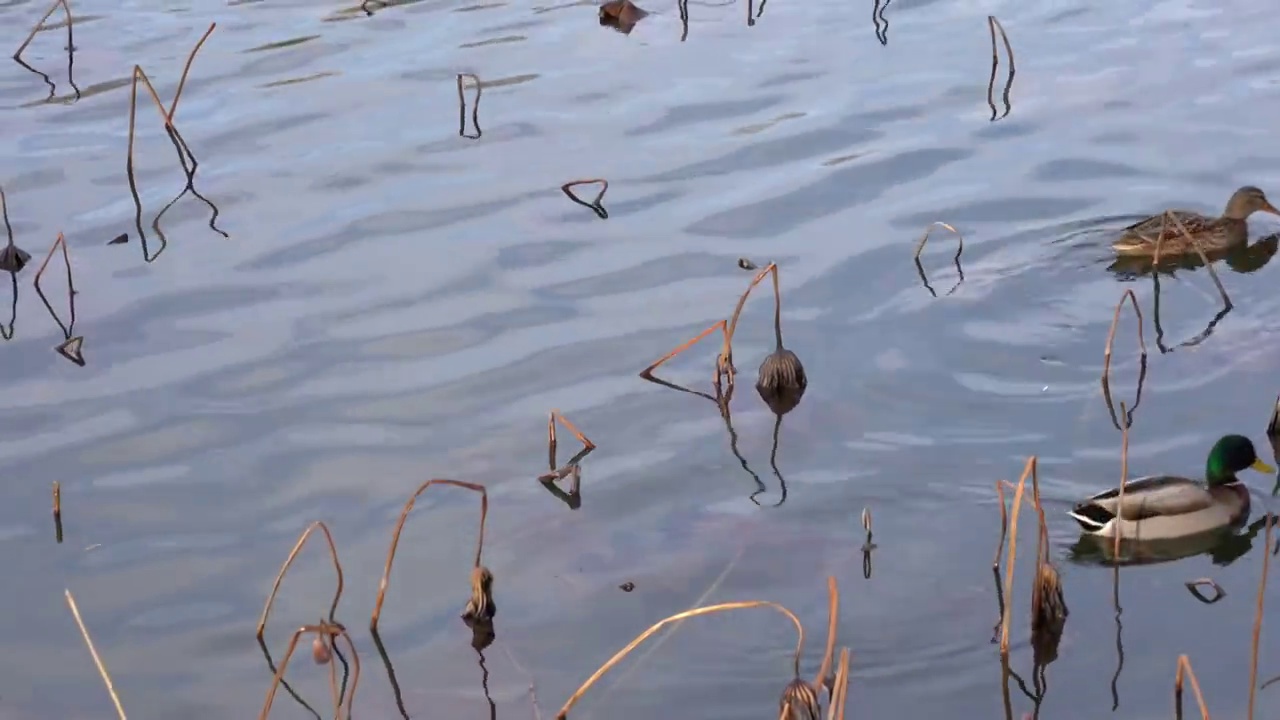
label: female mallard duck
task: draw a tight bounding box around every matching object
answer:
[1112,186,1280,257]
[1067,434,1276,540]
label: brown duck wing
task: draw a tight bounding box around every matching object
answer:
[1123,211,1214,238]
[1083,476,1214,520]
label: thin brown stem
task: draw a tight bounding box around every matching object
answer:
[1112,401,1130,557]
[994,479,1008,569]
[814,575,839,693]
[561,179,609,219]
[554,601,804,719]
[256,521,345,640]
[370,479,488,631]
[1248,516,1273,720]
[639,319,731,397]
[1165,211,1232,310]
[32,232,76,342]
[165,22,216,123]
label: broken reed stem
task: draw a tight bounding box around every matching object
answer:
[988,16,1015,76]
[554,601,805,719]
[1031,462,1045,620]
[64,589,127,720]
[814,575,839,693]
[255,520,345,640]
[560,179,609,218]
[52,481,62,543]
[638,318,731,394]
[1175,654,1210,720]
[826,647,851,720]
[1248,516,1273,720]
[1000,457,1036,658]
[547,409,596,471]
[165,23,216,123]
[370,479,488,632]
[13,0,73,61]
[994,479,1008,569]
[258,623,361,720]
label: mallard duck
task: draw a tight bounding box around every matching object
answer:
[1067,434,1276,539]
[1112,186,1280,257]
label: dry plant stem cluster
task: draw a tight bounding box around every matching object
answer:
[913,221,965,297]
[561,178,609,219]
[1100,289,1147,556]
[1175,654,1210,720]
[554,576,850,720]
[12,0,81,103]
[32,232,84,365]
[994,457,1064,658]
[538,410,597,501]
[125,23,221,263]
[259,622,361,720]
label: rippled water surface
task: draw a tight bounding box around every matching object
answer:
[4,0,1280,716]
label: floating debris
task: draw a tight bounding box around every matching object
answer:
[599,0,647,34]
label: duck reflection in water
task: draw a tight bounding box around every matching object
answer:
[1107,232,1279,277]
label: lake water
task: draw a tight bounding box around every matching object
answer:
[3,0,1280,717]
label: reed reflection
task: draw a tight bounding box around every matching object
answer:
[12,0,81,103]
[913,222,965,297]
[457,73,482,139]
[986,16,1015,121]
[872,0,890,45]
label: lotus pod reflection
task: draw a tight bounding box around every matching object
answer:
[757,348,806,415]
[779,678,821,720]
[1031,562,1067,665]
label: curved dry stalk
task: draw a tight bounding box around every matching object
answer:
[259,622,361,720]
[814,575,839,693]
[561,179,609,219]
[65,589,127,720]
[1249,517,1274,720]
[986,16,1016,121]
[545,409,596,474]
[370,479,488,631]
[13,0,72,60]
[1175,654,1210,720]
[554,600,805,719]
[1184,578,1225,605]
[1000,457,1036,658]
[256,521,345,640]
[165,22,216,123]
[913,221,965,297]
[457,73,482,139]
[1101,289,1148,392]
[638,318,732,400]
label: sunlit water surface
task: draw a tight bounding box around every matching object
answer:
[3,0,1280,716]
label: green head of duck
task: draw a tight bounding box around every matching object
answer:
[1205,434,1275,486]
